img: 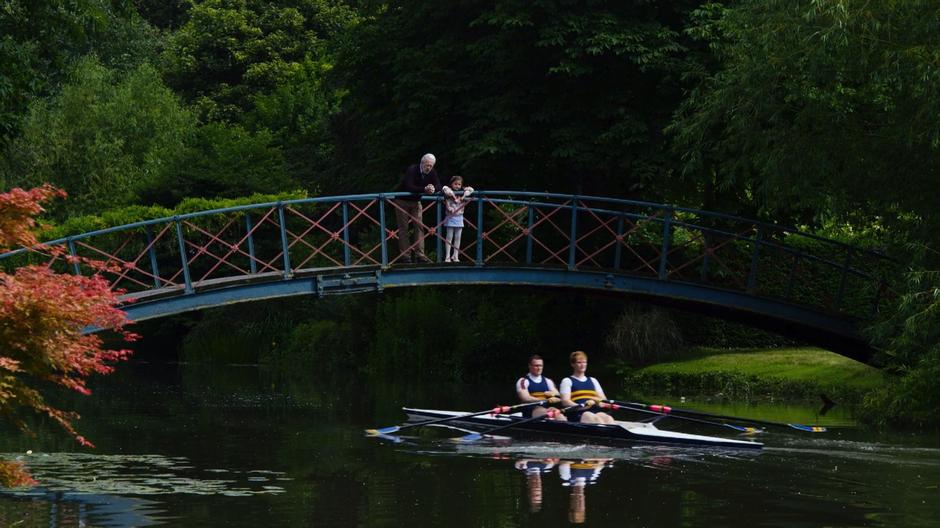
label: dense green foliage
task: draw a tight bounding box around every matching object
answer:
[138,123,292,206]
[161,0,357,122]
[331,0,695,194]
[1,0,939,427]
[40,191,307,241]
[160,0,356,190]
[666,0,940,426]
[3,57,192,215]
[169,289,632,382]
[864,258,940,426]
[0,1,158,144]
[671,0,940,231]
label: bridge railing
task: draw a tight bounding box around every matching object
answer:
[0,191,892,319]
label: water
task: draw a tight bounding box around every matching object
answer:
[1,362,938,527]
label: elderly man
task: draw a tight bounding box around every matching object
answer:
[395,153,440,263]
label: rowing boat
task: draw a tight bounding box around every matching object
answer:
[403,407,763,450]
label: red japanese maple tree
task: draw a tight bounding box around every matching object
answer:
[0,185,136,487]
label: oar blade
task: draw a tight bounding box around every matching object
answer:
[458,433,484,442]
[726,423,763,434]
[788,424,827,433]
[365,425,401,436]
[373,432,405,443]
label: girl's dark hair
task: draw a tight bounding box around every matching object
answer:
[450,175,463,185]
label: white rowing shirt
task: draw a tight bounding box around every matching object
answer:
[558,375,607,401]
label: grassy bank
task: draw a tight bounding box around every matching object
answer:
[625,347,886,404]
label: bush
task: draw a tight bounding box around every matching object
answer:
[138,123,295,207]
[2,57,192,217]
[862,262,940,428]
[604,305,685,366]
[40,190,308,241]
[282,319,355,373]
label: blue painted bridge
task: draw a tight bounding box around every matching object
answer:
[0,191,892,362]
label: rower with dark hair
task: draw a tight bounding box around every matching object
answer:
[559,351,615,424]
[515,355,567,421]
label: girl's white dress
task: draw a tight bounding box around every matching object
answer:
[442,185,474,227]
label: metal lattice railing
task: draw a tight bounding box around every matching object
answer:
[0,191,894,319]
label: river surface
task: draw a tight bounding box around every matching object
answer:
[1,361,938,527]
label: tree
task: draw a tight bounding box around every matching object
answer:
[248,56,342,191]
[667,0,940,426]
[0,185,136,486]
[161,0,359,122]
[138,122,294,206]
[0,0,159,145]
[2,57,193,217]
[330,0,695,196]
[157,0,357,193]
[669,0,940,231]
[865,247,940,427]
[134,0,190,30]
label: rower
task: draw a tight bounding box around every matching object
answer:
[515,355,567,421]
[559,351,615,424]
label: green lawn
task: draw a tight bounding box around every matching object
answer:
[628,347,886,402]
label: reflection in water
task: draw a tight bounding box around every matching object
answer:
[5,361,940,527]
[516,458,614,524]
[1,490,163,527]
[409,439,765,525]
[0,452,288,527]
[514,458,557,512]
[5,452,289,496]
[559,458,612,524]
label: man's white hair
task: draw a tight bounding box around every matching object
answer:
[421,153,436,164]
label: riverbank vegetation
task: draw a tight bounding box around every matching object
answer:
[625,347,885,405]
[1,0,939,432]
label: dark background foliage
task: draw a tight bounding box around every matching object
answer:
[1,0,939,426]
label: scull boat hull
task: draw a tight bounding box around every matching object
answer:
[403,407,763,450]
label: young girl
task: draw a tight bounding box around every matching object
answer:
[442,176,474,262]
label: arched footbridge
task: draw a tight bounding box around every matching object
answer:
[0,192,893,362]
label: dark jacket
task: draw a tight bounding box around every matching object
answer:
[397,164,441,201]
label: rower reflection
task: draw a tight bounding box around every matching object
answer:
[514,458,559,512]
[514,458,613,523]
[559,459,612,524]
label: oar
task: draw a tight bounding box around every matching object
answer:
[600,401,761,434]
[365,401,545,436]
[606,399,826,432]
[458,405,580,442]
